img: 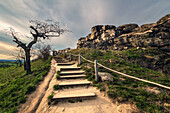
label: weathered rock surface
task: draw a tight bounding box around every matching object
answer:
[98,72,113,82]
[77,14,170,51]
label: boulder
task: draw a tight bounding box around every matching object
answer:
[98,72,113,82]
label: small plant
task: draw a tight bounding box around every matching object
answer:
[53,84,61,90]
[47,94,54,105]
[48,94,54,100]
[57,71,61,75]
[48,101,51,105]
[26,84,36,94]
[78,99,83,102]
[56,71,60,79]
[56,74,60,79]
[68,100,75,103]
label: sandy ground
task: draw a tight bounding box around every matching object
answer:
[18,59,56,113]
[18,59,136,113]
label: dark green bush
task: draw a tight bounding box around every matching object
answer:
[26,84,36,94]
[48,94,54,100]
[53,84,61,90]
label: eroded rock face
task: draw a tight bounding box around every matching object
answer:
[77,14,170,51]
[117,24,138,35]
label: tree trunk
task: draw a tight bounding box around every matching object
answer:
[24,59,26,70]
[19,60,22,67]
[25,48,31,74]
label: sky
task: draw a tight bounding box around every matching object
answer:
[0,0,169,59]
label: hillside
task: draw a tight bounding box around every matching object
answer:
[64,48,170,113]
[0,57,52,113]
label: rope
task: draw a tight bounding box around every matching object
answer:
[68,53,170,90]
[98,63,170,90]
[72,54,79,57]
[80,55,94,64]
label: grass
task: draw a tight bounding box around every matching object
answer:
[67,48,170,113]
[0,57,52,113]
[0,61,17,68]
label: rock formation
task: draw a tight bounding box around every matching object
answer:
[77,14,170,51]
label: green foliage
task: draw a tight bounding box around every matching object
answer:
[57,71,60,75]
[0,61,17,68]
[48,94,54,100]
[0,57,52,113]
[56,71,60,79]
[26,84,36,94]
[68,100,75,103]
[53,84,61,90]
[48,101,51,105]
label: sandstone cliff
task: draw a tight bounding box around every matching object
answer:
[77,14,170,51]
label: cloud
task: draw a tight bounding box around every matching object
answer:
[0,41,17,59]
[0,0,170,59]
[0,54,14,60]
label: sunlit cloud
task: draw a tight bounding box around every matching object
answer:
[0,54,14,60]
[0,0,170,59]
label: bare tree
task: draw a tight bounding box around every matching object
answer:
[12,48,25,68]
[7,20,67,74]
[33,43,52,60]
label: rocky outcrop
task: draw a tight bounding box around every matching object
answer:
[57,48,71,54]
[77,14,170,51]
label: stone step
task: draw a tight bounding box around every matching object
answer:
[59,75,86,79]
[53,93,96,100]
[60,71,84,76]
[57,63,74,66]
[59,81,91,87]
[60,67,82,71]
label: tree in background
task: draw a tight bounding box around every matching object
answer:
[12,48,25,68]
[7,20,67,74]
[12,47,36,70]
[33,43,52,60]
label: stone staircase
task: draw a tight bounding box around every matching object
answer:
[53,57,96,101]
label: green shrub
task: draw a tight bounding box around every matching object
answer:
[56,71,60,79]
[26,84,36,94]
[68,100,75,103]
[57,71,60,75]
[56,74,60,79]
[48,94,54,100]
[48,101,51,105]
[53,84,61,90]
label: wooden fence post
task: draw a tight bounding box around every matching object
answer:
[64,52,66,58]
[94,60,99,82]
[79,53,81,65]
[70,53,72,61]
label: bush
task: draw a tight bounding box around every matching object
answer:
[26,84,36,94]
[56,74,60,79]
[48,94,54,100]
[53,84,61,90]
[56,71,60,79]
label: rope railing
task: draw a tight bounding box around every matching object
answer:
[98,63,170,90]
[81,55,94,64]
[69,53,170,90]
[72,54,79,57]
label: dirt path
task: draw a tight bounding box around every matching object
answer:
[18,59,56,113]
[34,59,135,113]
[18,58,135,113]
